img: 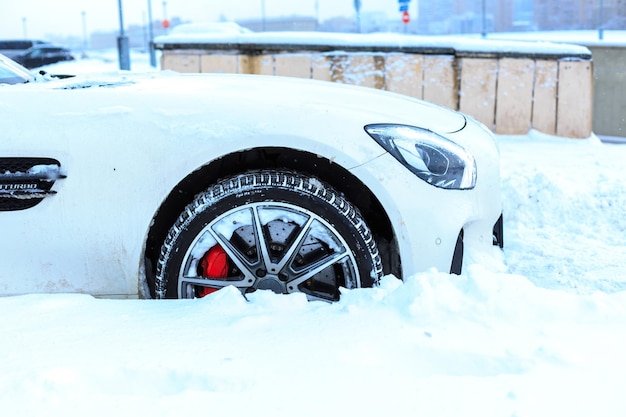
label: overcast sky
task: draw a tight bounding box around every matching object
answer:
[0,0,418,39]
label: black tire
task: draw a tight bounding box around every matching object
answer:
[155,170,382,301]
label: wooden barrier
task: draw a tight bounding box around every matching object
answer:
[423,55,458,111]
[458,58,497,129]
[532,60,559,135]
[155,37,593,138]
[556,60,593,138]
[495,58,534,134]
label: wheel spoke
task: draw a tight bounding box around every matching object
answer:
[178,275,253,299]
[285,251,350,293]
[251,206,274,273]
[303,292,337,303]
[180,275,255,289]
[274,215,315,274]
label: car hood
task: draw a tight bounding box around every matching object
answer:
[46,71,467,135]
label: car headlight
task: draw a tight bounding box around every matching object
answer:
[364,124,477,190]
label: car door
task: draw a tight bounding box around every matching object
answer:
[19,48,40,68]
[40,48,60,66]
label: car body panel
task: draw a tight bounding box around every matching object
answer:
[351,118,501,277]
[0,71,500,297]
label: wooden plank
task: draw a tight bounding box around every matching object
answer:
[275,54,312,78]
[385,54,423,99]
[199,54,237,73]
[556,60,593,138]
[311,55,332,81]
[423,55,458,110]
[531,60,558,135]
[458,58,497,129]
[341,54,385,89]
[161,53,200,73]
[239,54,274,75]
[329,55,348,83]
[495,58,534,134]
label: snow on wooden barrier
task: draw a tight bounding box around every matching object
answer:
[155,34,592,138]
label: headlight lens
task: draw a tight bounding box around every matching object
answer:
[364,124,477,190]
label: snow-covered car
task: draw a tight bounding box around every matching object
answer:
[0,55,502,301]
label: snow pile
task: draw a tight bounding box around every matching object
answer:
[499,132,626,294]
[2,263,626,416]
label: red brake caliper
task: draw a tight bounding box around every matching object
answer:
[197,244,229,297]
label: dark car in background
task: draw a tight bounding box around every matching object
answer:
[13,45,74,69]
[0,39,49,60]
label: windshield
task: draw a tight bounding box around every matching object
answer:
[0,53,34,84]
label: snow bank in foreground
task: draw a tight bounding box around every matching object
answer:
[1,271,625,417]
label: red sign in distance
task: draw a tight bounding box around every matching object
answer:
[402,11,410,24]
[162,19,170,29]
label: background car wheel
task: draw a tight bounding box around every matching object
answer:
[155,170,383,301]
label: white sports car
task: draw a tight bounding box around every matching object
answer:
[0,54,502,301]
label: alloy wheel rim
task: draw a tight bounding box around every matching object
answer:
[177,202,360,301]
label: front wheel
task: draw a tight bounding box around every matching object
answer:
[155,170,382,302]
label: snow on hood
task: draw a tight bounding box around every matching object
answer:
[32,71,467,134]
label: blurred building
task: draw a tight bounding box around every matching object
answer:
[238,16,317,32]
[534,0,625,30]
[66,1,625,51]
[417,0,625,34]
[89,17,186,50]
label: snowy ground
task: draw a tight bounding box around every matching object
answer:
[1,53,626,417]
